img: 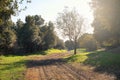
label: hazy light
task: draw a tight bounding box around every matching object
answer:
[12,0,94,33]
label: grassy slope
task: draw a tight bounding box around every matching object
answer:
[66,49,120,67]
[65,49,120,79]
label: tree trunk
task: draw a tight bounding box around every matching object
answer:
[74,39,77,55]
[74,46,77,54]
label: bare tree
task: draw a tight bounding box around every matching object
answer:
[56,8,84,54]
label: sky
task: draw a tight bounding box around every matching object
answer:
[12,0,94,33]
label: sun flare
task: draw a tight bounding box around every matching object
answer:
[12,0,94,33]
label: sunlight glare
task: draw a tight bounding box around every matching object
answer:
[58,0,94,34]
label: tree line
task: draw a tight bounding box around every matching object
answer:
[0,15,65,55]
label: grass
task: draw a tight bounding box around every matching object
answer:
[0,55,27,80]
[70,48,87,53]
[43,48,67,55]
[66,53,89,63]
[66,49,120,66]
[84,51,120,67]
[66,49,89,63]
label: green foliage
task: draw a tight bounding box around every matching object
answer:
[16,19,24,30]
[79,33,97,51]
[0,20,17,54]
[0,0,30,54]
[54,37,65,49]
[0,0,30,25]
[0,55,26,80]
[17,15,44,53]
[15,15,60,54]
[0,0,17,25]
[41,22,56,50]
[0,0,64,54]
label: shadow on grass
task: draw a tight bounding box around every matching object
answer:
[83,50,120,80]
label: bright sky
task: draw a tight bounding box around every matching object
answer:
[12,0,94,33]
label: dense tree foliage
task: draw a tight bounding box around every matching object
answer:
[92,0,120,48]
[17,15,43,53]
[0,19,16,54]
[15,15,61,53]
[40,22,56,50]
[0,0,31,54]
[0,0,65,55]
[0,14,64,54]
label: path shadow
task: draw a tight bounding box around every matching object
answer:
[83,50,120,80]
[27,58,66,68]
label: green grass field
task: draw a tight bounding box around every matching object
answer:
[0,55,26,80]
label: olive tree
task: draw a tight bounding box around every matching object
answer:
[56,8,84,54]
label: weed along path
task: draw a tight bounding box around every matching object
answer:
[25,53,114,80]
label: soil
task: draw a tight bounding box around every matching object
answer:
[25,53,116,80]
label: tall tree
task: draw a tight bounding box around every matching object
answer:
[15,19,24,49]
[0,0,31,54]
[0,20,17,53]
[19,15,43,52]
[0,0,30,25]
[40,21,57,50]
[92,0,120,48]
[56,8,84,54]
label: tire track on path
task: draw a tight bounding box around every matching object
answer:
[25,53,88,80]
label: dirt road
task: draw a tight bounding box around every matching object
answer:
[25,53,115,80]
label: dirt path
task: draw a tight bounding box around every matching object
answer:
[25,53,115,80]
